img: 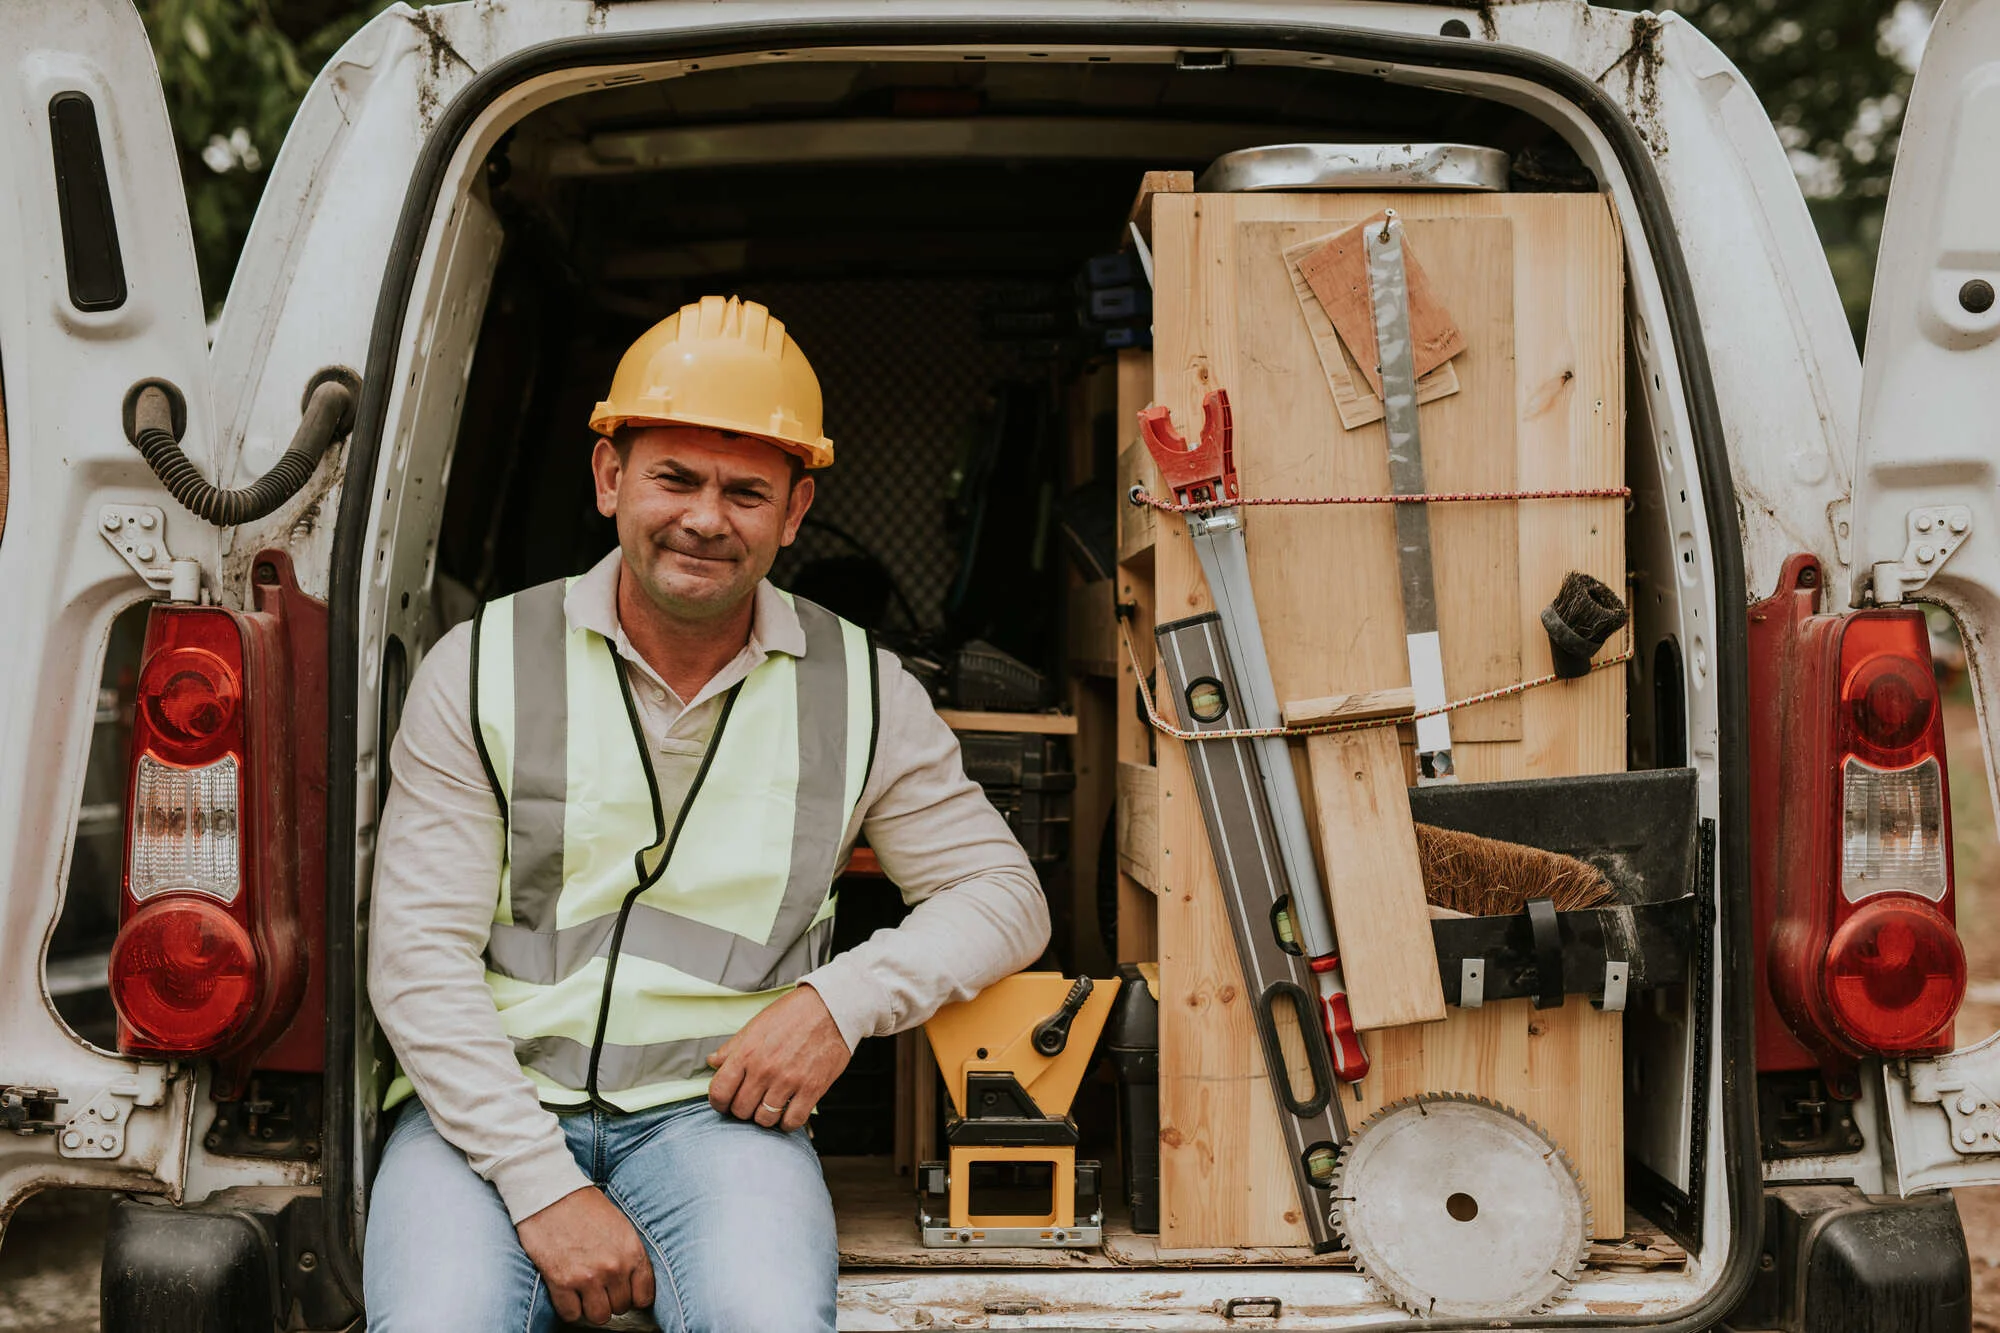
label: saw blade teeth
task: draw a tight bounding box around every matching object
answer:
[1332,1090,1593,1319]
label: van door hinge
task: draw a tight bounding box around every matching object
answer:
[4,1084,145,1158]
[0,1087,66,1135]
[1870,505,1972,604]
[98,502,201,601]
[1907,1030,2000,1155]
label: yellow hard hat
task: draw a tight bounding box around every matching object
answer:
[589,295,834,469]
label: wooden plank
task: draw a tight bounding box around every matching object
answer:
[1299,724,1446,1031]
[1124,169,1196,250]
[937,710,1079,735]
[1116,349,1160,563]
[1115,762,1160,892]
[1068,578,1118,678]
[1150,244,1302,1243]
[1116,441,1159,564]
[1114,433,1160,965]
[1283,688,1415,727]
[1348,997,1624,1238]
[1151,192,1624,1249]
[1068,673,1118,976]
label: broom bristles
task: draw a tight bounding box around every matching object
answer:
[1415,823,1616,916]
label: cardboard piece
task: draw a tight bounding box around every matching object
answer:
[1297,212,1467,397]
[1284,236,1459,431]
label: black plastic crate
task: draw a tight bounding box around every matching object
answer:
[957,730,1075,865]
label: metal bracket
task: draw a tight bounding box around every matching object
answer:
[56,1086,137,1160]
[1598,960,1630,1013]
[1871,505,1972,604]
[1459,957,1486,1009]
[1907,1030,2000,1156]
[99,503,200,600]
[0,1086,66,1135]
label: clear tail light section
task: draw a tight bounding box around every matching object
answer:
[129,754,241,902]
[111,552,323,1087]
[1840,757,1946,903]
[1757,554,1967,1094]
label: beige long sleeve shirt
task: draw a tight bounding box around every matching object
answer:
[367,551,1051,1222]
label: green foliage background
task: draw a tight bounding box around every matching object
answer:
[147,0,1928,335]
[141,0,397,311]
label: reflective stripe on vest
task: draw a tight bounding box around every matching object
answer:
[468,578,877,1110]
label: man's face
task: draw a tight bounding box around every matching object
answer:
[592,425,814,622]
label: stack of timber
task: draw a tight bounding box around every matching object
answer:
[1132,188,1627,1248]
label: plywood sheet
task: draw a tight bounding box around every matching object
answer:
[1151,192,1625,1249]
[1235,216,1523,744]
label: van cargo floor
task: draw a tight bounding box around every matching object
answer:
[824,1157,1687,1272]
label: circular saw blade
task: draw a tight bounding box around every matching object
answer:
[1331,1092,1592,1318]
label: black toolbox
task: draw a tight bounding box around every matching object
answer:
[956,729,1075,868]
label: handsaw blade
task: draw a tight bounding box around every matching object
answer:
[1364,213,1455,785]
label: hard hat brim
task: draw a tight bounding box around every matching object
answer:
[588,405,834,470]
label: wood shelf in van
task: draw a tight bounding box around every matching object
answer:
[824,1157,1685,1272]
[936,709,1079,735]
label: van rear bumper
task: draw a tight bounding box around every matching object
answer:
[101,1191,358,1333]
[1726,1184,1972,1333]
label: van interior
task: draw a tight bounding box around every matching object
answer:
[49,49,1717,1320]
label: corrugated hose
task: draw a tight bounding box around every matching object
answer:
[129,374,357,526]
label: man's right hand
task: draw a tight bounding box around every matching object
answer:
[516,1187,656,1325]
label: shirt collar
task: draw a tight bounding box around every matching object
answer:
[562,549,808,665]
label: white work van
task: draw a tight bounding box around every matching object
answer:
[4,0,2000,1328]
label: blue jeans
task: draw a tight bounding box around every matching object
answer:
[363,1099,837,1332]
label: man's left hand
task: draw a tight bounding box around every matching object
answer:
[706,985,851,1132]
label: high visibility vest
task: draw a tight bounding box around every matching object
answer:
[392,576,879,1114]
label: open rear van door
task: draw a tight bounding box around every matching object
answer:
[1852,0,2000,1193]
[0,0,215,1225]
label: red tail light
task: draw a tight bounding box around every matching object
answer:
[1758,556,1966,1091]
[113,606,262,1056]
[1824,898,1965,1051]
[111,553,323,1089]
[109,897,258,1049]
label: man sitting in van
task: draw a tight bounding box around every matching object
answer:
[363,296,1050,1331]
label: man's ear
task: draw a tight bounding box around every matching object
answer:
[780,473,815,547]
[590,436,623,519]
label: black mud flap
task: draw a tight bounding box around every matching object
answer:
[101,1193,357,1333]
[1728,1185,1972,1333]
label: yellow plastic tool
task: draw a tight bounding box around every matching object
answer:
[918,972,1118,1247]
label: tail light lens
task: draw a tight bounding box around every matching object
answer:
[1765,603,1966,1075]
[130,754,241,902]
[138,645,241,754]
[113,606,266,1058]
[109,897,258,1050]
[107,555,322,1091]
[1825,898,1965,1051]
[1840,756,1946,903]
[1820,614,1962,1056]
